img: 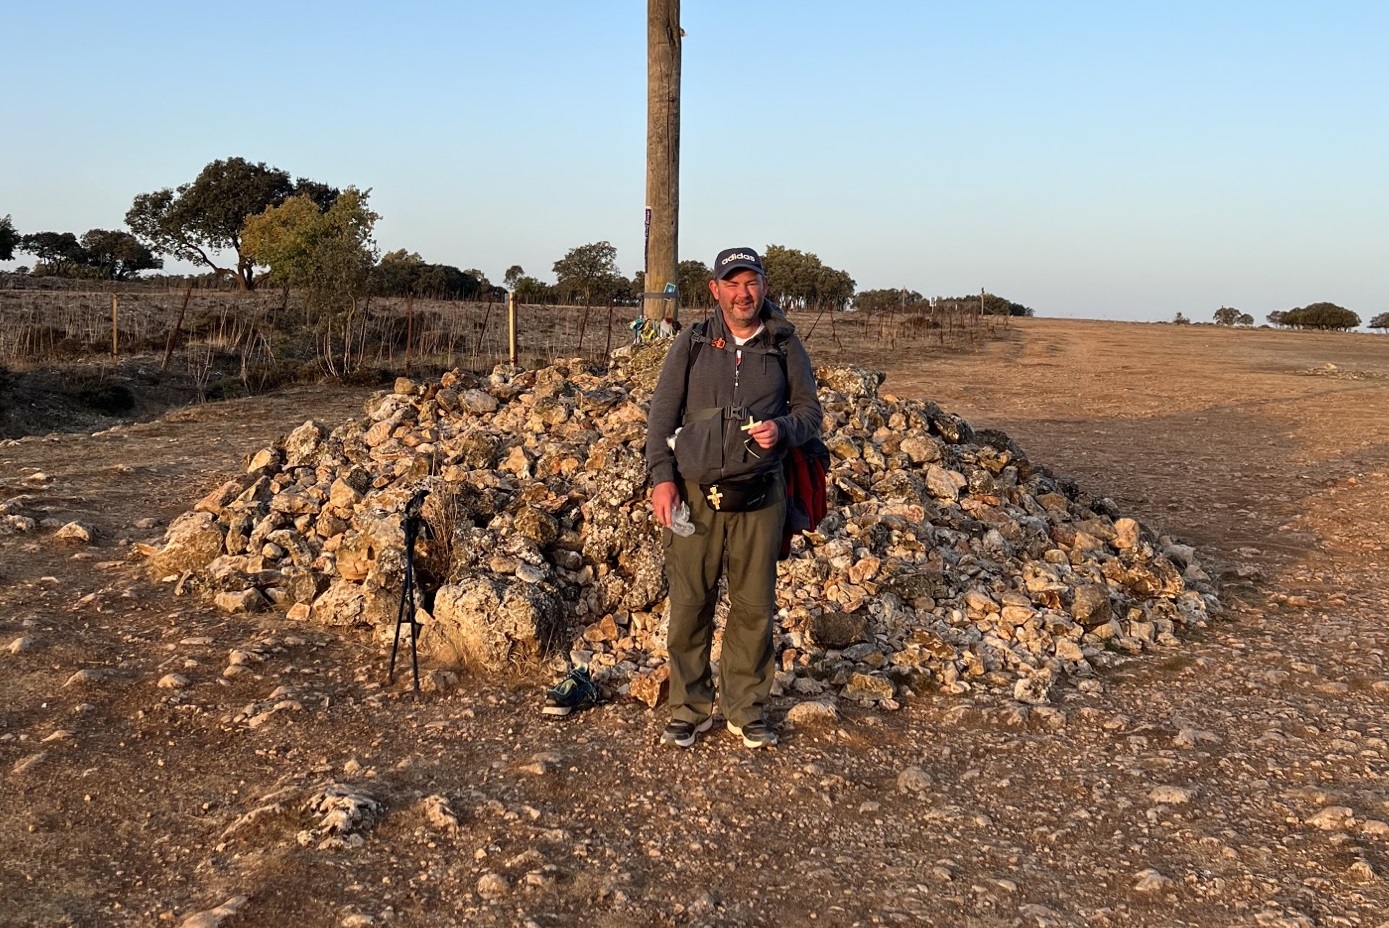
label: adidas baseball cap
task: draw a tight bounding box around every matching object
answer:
[712,247,764,279]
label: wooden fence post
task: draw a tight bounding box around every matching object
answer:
[111,294,119,358]
[604,300,615,363]
[508,290,519,367]
[405,295,414,376]
[161,283,193,372]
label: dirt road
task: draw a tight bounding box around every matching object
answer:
[3,319,1387,927]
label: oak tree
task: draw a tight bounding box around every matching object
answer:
[1280,302,1360,330]
[80,229,162,280]
[126,157,339,290]
[553,241,623,305]
[0,215,17,261]
[1213,306,1241,326]
[241,187,378,316]
[17,231,86,276]
[677,259,713,309]
[761,244,855,310]
[512,275,558,303]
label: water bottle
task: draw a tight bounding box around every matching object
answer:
[669,501,696,537]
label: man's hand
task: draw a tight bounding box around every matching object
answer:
[747,419,779,449]
[651,480,681,527]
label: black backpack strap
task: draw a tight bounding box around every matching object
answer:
[688,320,708,367]
[771,335,791,413]
[683,320,709,399]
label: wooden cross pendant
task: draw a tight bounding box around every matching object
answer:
[706,486,724,510]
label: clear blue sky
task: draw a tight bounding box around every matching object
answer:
[2,1,1385,323]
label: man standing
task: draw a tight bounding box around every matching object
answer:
[645,247,823,748]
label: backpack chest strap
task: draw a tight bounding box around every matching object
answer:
[682,406,749,425]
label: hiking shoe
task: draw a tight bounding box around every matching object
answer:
[728,719,778,749]
[542,666,600,717]
[660,717,714,748]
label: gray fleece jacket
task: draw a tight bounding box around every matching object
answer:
[645,301,823,487]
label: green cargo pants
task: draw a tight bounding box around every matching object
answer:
[664,472,786,728]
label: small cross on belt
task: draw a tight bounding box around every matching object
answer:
[706,486,724,510]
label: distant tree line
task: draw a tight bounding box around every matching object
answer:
[4,154,1036,317]
[1172,302,1374,332]
[2,216,161,280]
[853,288,1033,317]
[854,289,922,314]
[372,250,506,301]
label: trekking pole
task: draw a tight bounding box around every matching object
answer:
[389,487,432,691]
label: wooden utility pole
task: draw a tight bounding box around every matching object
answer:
[643,0,681,322]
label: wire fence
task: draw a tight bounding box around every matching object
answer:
[0,283,1010,380]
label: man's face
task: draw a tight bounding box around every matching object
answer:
[708,269,766,334]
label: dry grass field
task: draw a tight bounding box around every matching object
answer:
[0,282,1006,414]
[2,317,1388,927]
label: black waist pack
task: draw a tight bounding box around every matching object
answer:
[700,472,773,513]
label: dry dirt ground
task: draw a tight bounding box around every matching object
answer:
[2,318,1388,928]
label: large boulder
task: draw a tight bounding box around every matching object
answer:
[146,511,224,579]
[426,576,565,670]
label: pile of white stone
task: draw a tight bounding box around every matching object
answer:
[140,343,1218,708]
